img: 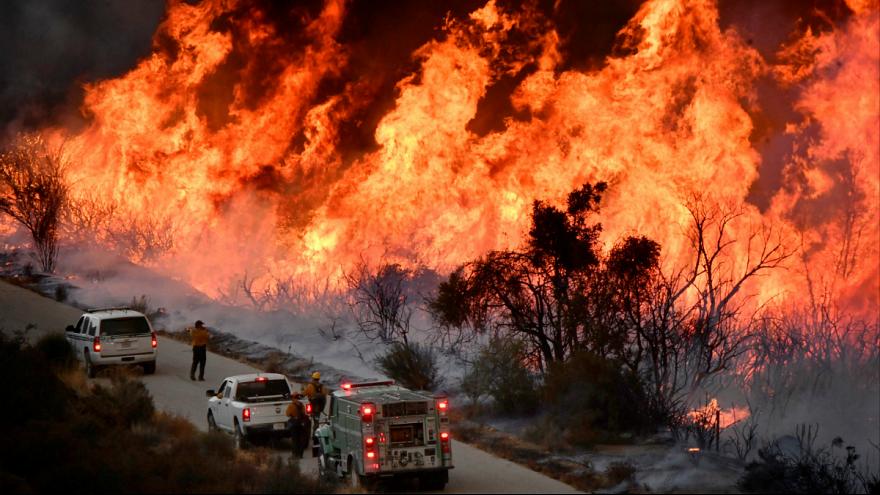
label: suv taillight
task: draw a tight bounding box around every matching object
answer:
[93,337,102,353]
[242,408,251,422]
[151,331,157,348]
[360,403,374,423]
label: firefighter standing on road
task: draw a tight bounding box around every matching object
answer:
[303,371,327,433]
[286,393,309,458]
[189,320,209,381]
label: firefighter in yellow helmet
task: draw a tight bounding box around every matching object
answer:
[302,371,327,434]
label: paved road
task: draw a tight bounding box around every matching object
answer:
[1,280,580,494]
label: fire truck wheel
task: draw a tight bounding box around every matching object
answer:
[421,472,447,490]
[347,458,363,489]
[317,446,333,481]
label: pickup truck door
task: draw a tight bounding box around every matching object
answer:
[218,381,235,431]
[210,380,228,430]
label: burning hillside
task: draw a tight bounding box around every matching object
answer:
[1,0,877,316]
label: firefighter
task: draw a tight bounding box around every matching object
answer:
[302,371,327,432]
[189,320,209,381]
[286,393,309,458]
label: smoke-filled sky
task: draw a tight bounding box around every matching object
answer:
[0,0,854,133]
[0,0,876,313]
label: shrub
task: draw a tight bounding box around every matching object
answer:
[376,342,443,391]
[605,461,637,486]
[0,333,72,424]
[739,430,879,494]
[87,373,156,428]
[543,351,653,445]
[54,284,68,302]
[463,336,539,415]
[0,332,332,493]
[34,332,77,371]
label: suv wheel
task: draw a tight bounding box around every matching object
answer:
[207,412,217,432]
[84,350,97,378]
[234,422,248,450]
[142,361,156,375]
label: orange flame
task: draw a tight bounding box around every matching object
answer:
[29,0,877,315]
[688,398,750,429]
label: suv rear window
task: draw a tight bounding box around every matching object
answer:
[235,380,291,402]
[100,317,151,336]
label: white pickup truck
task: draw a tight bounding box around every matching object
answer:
[205,373,302,449]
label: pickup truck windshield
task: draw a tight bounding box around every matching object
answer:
[100,317,151,336]
[236,380,291,401]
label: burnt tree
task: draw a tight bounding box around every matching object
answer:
[429,183,612,368]
[0,134,68,273]
[345,261,413,345]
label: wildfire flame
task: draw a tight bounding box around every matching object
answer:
[27,0,877,313]
[688,398,750,430]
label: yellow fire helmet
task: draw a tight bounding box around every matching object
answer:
[311,371,321,380]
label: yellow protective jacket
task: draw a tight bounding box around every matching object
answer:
[286,400,305,419]
[303,381,326,399]
[190,327,209,347]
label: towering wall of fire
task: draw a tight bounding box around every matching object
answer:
[19,0,880,316]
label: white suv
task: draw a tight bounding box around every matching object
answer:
[65,308,158,378]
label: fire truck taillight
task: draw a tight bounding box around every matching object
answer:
[365,436,377,468]
[242,408,251,422]
[437,399,448,412]
[360,403,375,422]
[306,403,313,415]
[440,432,451,454]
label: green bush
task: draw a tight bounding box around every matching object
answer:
[376,342,443,391]
[463,336,539,415]
[543,351,653,445]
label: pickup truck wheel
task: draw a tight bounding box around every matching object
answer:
[142,360,156,375]
[233,422,248,450]
[207,412,217,432]
[84,351,97,378]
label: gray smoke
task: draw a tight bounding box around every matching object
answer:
[0,0,164,131]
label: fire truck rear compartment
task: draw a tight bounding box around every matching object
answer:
[389,422,424,447]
